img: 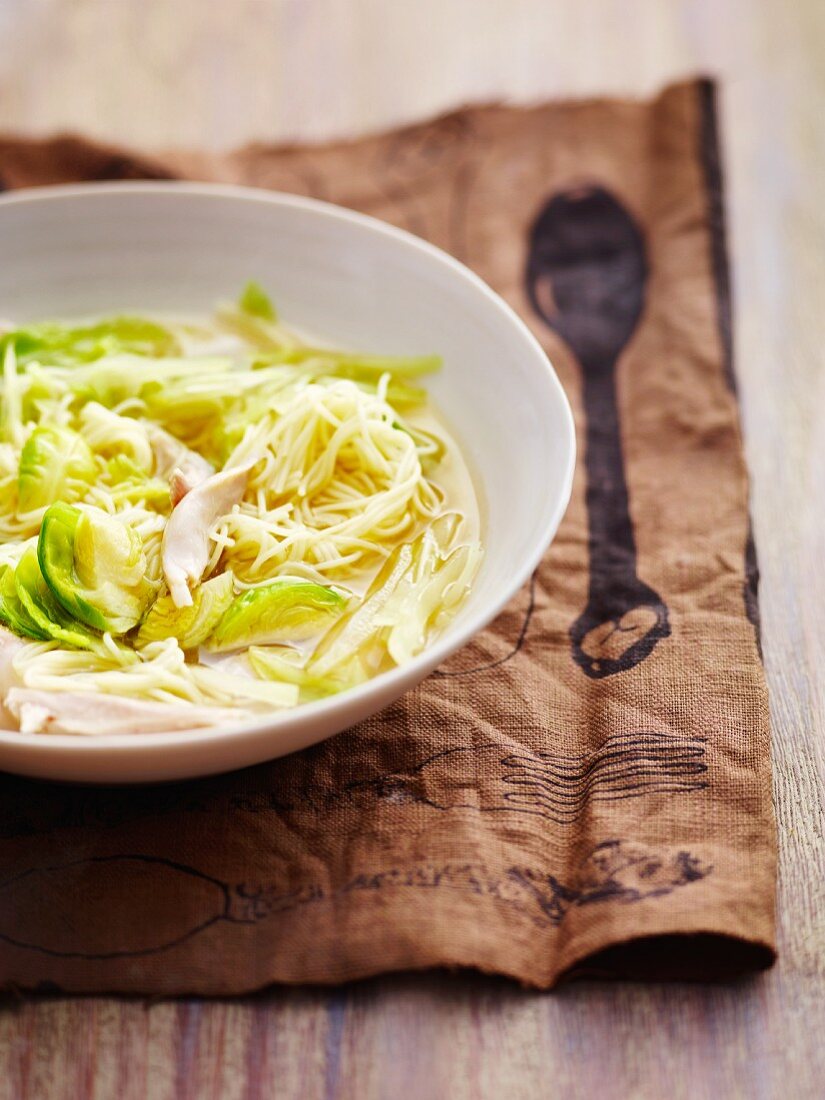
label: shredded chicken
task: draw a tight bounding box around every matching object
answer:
[162,464,251,608]
[169,465,206,506]
[5,688,250,735]
[147,423,213,500]
[0,627,23,729]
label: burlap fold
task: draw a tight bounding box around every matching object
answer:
[0,79,775,992]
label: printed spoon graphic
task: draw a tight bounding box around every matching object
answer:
[526,185,670,678]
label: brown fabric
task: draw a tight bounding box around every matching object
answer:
[0,79,776,992]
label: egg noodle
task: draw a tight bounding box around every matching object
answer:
[0,284,481,735]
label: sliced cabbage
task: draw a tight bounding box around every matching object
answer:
[104,455,171,507]
[308,513,471,676]
[13,547,103,652]
[248,645,347,700]
[140,378,231,450]
[1,316,180,368]
[67,356,232,409]
[238,281,277,322]
[256,347,441,377]
[0,562,50,640]
[218,282,287,351]
[305,544,416,678]
[1,342,23,447]
[187,664,299,708]
[17,425,97,513]
[139,363,285,440]
[364,379,428,408]
[38,503,156,634]
[207,578,349,652]
[136,571,235,649]
[80,402,153,470]
[378,542,481,664]
[250,347,438,408]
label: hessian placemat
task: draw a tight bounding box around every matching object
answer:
[0,78,776,991]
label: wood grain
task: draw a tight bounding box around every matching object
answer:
[0,0,823,1096]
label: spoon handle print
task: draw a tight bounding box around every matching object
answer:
[526,186,670,678]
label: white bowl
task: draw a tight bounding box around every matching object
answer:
[0,183,575,782]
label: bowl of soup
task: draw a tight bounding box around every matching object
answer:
[0,183,575,781]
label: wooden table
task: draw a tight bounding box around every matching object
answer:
[1,1,823,1096]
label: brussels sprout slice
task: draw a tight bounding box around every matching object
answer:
[13,548,103,652]
[17,425,97,513]
[207,579,348,652]
[136,571,235,649]
[38,503,156,635]
[0,562,50,640]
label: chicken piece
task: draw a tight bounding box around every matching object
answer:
[170,465,206,506]
[5,688,248,735]
[147,424,213,501]
[162,465,250,608]
[0,627,23,729]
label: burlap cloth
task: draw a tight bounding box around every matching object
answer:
[0,79,776,992]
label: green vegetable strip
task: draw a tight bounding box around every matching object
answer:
[238,281,278,322]
[255,347,442,377]
[2,342,23,447]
